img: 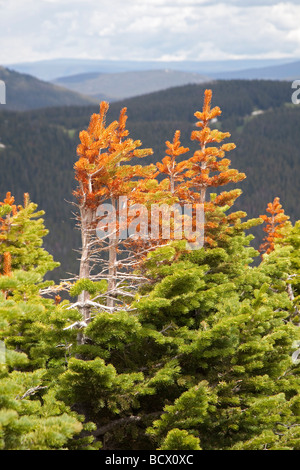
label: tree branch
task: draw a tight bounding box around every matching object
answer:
[16,385,48,400]
[93,412,161,437]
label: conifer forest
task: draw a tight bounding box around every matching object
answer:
[1,88,300,453]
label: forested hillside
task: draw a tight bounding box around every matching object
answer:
[0,79,298,280]
[0,66,98,111]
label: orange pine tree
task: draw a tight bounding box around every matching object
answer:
[131,89,250,254]
[259,197,289,255]
[185,89,246,246]
[156,130,190,197]
[71,91,256,322]
[0,192,20,274]
[188,90,243,200]
[152,89,248,249]
[73,102,155,319]
[0,192,19,239]
[123,130,192,254]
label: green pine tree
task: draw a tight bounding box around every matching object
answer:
[0,194,97,449]
[54,231,300,450]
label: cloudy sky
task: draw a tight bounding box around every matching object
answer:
[0,0,300,64]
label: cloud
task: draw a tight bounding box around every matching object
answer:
[0,0,299,64]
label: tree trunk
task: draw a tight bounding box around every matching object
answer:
[107,197,118,309]
[78,205,93,322]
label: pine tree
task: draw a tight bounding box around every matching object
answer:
[259,197,290,255]
[259,199,299,321]
[0,192,58,276]
[185,89,247,247]
[156,130,190,198]
[280,221,300,319]
[72,102,154,321]
[0,193,96,449]
[54,230,300,450]
[139,235,300,450]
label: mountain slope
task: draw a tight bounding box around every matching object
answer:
[53,69,210,101]
[0,66,98,111]
[211,60,300,80]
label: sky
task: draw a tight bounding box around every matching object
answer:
[0,0,300,65]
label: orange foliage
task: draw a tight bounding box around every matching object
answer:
[74,91,250,289]
[0,192,20,240]
[259,197,289,254]
[153,89,246,248]
[74,102,154,210]
[0,192,31,276]
[156,130,190,195]
[187,89,245,201]
[24,192,30,208]
[188,90,246,246]
[3,252,11,277]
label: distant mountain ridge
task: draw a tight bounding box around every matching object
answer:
[0,66,98,111]
[53,69,210,101]
[5,57,296,81]
[211,60,300,80]
[3,58,300,109]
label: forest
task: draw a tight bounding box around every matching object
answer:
[0,85,299,451]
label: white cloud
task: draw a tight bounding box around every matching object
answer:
[0,0,299,64]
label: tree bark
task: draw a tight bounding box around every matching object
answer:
[107,197,118,309]
[78,205,94,322]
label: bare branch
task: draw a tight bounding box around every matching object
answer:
[16,385,48,400]
[93,412,161,437]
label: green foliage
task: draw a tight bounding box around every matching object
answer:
[136,233,300,450]
[148,382,216,437]
[276,221,300,317]
[1,219,299,450]
[159,429,201,450]
[50,226,300,451]
[57,357,144,415]
[0,201,95,449]
[70,278,107,297]
[0,200,59,278]
[0,367,83,450]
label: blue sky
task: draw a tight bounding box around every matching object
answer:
[1,0,300,64]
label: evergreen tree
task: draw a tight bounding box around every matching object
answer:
[0,192,58,276]
[0,193,96,449]
[55,231,300,450]
[141,238,300,450]
[280,221,300,319]
[259,197,290,255]
[260,199,299,321]
[73,102,154,320]
[54,92,300,450]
